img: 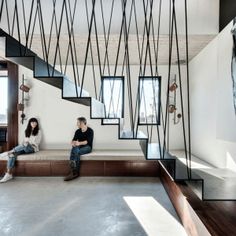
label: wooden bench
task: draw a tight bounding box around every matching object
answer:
[0,150,159,177]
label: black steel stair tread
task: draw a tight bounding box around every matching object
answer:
[120,130,147,139]
[161,152,202,180]
[63,97,91,106]
[34,57,62,77]
[0,28,36,57]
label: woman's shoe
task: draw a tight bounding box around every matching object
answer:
[0,152,8,158]
[0,173,13,183]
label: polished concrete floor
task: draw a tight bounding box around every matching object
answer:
[0,177,186,236]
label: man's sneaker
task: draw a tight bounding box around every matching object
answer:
[64,171,79,181]
[0,173,13,183]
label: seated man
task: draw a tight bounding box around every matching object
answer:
[64,117,93,181]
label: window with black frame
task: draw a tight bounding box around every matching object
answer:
[102,76,124,124]
[138,76,161,125]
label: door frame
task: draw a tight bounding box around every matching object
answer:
[7,61,18,150]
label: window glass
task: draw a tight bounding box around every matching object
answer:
[102,77,124,124]
[139,77,161,124]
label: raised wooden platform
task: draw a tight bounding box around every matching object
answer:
[159,160,236,236]
[0,150,159,177]
[178,182,236,236]
[0,160,159,177]
[159,161,210,236]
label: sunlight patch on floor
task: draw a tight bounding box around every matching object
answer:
[124,196,187,236]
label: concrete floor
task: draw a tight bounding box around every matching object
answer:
[0,177,186,236]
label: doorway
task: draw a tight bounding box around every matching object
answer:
[0,61,18,152]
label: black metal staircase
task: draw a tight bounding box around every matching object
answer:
[0,0,220,200]
[0,28,204,192]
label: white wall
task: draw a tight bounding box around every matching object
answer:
[161,0,219,35]
[18,65,186,151]
[190,21,236,170]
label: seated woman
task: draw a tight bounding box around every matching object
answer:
[0,117,42,183]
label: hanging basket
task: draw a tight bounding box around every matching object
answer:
[169,82,178,92]
[168,104,176,113]
[17,103,24,111]
[20,84,30,92]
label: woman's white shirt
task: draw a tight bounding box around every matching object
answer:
[22,130,42,152]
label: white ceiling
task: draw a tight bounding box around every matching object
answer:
[27,34,216,65]
[0,0,219,65]
[1,0,219,35]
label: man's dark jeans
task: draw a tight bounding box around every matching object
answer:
[69,145,92,172]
